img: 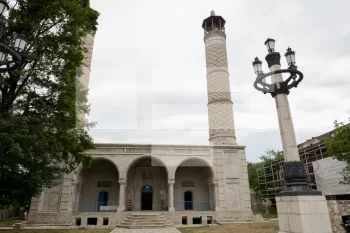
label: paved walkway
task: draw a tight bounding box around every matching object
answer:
[111,227,181,233]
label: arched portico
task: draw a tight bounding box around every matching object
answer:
[125,156,168,211]
[73,158,119,212]
[173,158,215,211]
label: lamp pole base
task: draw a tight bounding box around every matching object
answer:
[277,161,321,197]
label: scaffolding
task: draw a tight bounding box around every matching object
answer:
[257,131,332,200]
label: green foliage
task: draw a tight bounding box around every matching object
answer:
[259,149,283,164]
[0,0,99,206]
[247,161,264,193]
[324,119,350,184]
[247,149,283,193]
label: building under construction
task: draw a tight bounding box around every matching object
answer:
[256,128,336,201]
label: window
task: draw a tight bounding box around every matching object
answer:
[182,216,187,225]
[75,218,81,226]
[207,216,212,224]
[193,217,202,224]
[87,218,97,225]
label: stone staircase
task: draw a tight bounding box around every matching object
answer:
[118,213,174,229]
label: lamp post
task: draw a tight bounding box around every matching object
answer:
[0,0,28,73]
[252,39,333,233]
[252,38,319,196]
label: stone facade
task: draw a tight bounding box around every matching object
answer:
[327,200,350,233]
[27,12,253,227]
[27,144,253,226]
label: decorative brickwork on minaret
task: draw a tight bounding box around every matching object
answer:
[202,11,236,145]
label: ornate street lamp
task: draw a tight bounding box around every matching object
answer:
[264,38,275,53]
[14,35,28,52]
[252,57,262,75]
[0,0,27,72]
[0,0,9,17]
[251,39,319,196]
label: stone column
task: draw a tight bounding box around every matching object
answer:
[168,180,175,212]
[118,180,126,211]
[270,64,299,162]
[213,181,219,211]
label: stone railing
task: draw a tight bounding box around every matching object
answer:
[174,200,215,211]
[72,201,118,213]
[89,146,212,156]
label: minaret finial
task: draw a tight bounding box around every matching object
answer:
[210,10,215,16]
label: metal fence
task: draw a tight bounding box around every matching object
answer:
[174,200,215,211]
[72,201,118,213]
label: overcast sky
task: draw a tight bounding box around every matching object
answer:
[88,0,350,162]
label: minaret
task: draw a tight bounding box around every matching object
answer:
[76,0,96,127]
[79,0,95,90]
[202,11,236,145]
[79,33,95,89]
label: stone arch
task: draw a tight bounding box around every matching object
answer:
[74,156,121,180]
[74,157,120,212]
[172,157,215,182]
[124,155,169,180]
[125,155,169,211]
[173,157,215,211]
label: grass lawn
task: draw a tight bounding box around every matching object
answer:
[178,221,279,233]
[253,207,278,219]
[0,219,22,227]
[0,230,110,233]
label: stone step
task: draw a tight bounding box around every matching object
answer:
[130,213,161,216]
[124,219,169,223]
[129,215,161,217]
[118,224,174,229]
[126,217,168,221]
[123,222,173,227]
[117,213,174,229]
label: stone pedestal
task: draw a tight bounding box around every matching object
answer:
[276,195,332,233]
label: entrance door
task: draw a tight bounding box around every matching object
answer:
[141,185,153,210]
[98,191,108,211]
[184,191,193,210]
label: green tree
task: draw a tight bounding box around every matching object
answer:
[0,0,99,207]
[247,161,264,193]
[324,119,350,184]
[248,149,283,193]
[259,149,283,164]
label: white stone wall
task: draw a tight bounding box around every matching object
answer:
[276,195,332,233]
[28,144,252,225]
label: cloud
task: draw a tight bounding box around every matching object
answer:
[88,0,350,162]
